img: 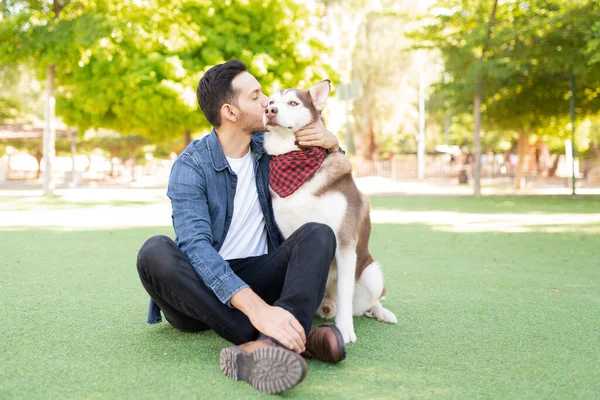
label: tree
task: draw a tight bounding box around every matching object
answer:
[351,10,413,160]
[416,0,600,190]
[0,0,111,193]
[318,0,426,160]
[2,0,335,186]
[56,0,335,141]
[472,0,498,195]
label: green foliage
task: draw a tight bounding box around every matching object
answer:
[1,0,335,141]
[0,63,43,122]
[415,0,600,152]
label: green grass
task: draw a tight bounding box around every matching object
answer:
[1,196,599,399]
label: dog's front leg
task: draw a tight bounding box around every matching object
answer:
[334,247,357,343]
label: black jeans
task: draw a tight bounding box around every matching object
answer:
[136,222,336,345]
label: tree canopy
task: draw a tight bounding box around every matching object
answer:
[1,0,335,140]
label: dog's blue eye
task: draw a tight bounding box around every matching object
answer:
[289,101,299,106]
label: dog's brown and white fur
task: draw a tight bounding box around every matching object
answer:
[263,80,397,343]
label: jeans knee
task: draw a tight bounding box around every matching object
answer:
[308,222,336,249]
[299,222,337,256]
[137,235,175,275]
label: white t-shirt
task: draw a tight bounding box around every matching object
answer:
[218,149,268,260]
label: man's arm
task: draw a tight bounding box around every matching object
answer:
[168,156,305,352]
[168,155,248,305]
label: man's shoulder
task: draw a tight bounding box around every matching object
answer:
[169,137,210,185]
[182,135,210,156]
[176,135,211,165]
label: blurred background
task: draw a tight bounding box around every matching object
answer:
[1,0,600,196]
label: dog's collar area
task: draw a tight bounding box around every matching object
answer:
[269,147,328,198]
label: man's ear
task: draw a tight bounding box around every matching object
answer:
[309,79,331,111]
[221,104,238,123]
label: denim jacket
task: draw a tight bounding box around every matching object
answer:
[147,129,282,324]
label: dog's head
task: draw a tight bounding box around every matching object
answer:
[263,79,331,135]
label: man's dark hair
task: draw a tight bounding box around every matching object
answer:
[196,60,247,128]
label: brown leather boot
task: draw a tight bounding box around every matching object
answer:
[302,323,346,363]
[220,339,308,394]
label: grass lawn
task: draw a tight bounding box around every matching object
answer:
[1,195,599,399]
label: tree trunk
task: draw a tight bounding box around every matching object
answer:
[71,132,77,186]
[361,12,376,162]
[129,158,136,181]
[35,144,43,180]
[515,131,528,190]
[42,0,66,194]
[472,0,499,196]
[130,145,137,181]
[36,155,42,179]
[548,154,560,177]
[418,56,426,180]
[591,143,600,159]
[473,85,483,196]
[109,153,115,177]
[362,119,376,161]
[43,64,56,194]
[184,130,191,146]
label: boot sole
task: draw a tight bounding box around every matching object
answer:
[220,346,306,394]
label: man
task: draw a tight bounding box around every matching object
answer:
[136,60,346,394]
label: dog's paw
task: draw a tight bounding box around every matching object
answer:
[378,307,397,324]
[339,327,357,343]
[344,330,357,343]
[366,306,397,324]
[335,318,357,343]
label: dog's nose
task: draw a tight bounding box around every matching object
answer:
[265,105,278,116]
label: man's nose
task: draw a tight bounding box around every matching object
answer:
[260,94,269,108]
[265,105,278,116]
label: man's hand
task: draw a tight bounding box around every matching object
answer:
[249,305,306,353]
[295,119,340,153]
[230,288,306,353]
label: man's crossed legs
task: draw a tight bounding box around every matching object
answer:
[136,222,346,394]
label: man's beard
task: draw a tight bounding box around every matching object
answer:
[238,110,267,133]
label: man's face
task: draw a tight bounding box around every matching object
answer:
[230,72,269,133]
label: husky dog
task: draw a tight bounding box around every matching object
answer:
[262,80,397,343]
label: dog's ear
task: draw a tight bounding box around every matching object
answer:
[309,79,331,111]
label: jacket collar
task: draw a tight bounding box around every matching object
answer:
[207,128,266,171]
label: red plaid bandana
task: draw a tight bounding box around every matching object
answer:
[269,147,328,198]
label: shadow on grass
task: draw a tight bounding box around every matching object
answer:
[0,198,155,211]
[1,223,599,399]
[370,195,600,215]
